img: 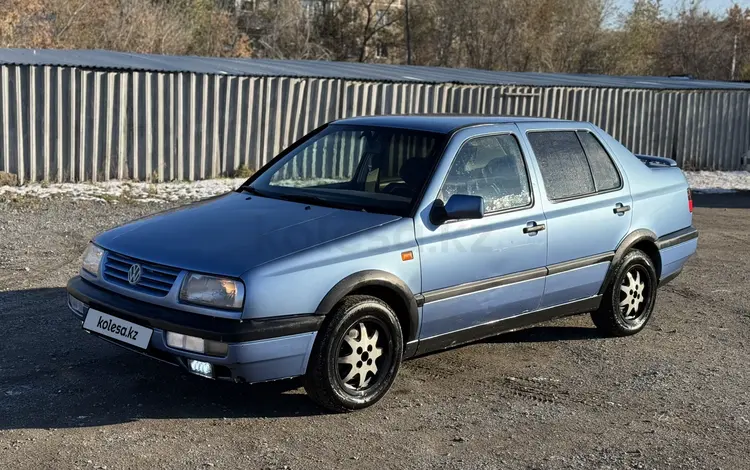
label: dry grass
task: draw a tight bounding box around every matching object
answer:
[0,172,18,187]
[232,164,254,178]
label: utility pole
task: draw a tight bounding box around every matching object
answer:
[732,33,739,80]
[405,0,412,65]
[732,12,750,81]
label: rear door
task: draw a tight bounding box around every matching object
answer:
[414,125,548,341]
[516,122,632,308]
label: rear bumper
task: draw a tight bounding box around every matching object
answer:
[657,226,698,286]
[66,276,321,383]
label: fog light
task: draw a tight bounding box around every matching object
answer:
[166,332,228,357]
[188,359,213,378]
[68,294,88,316]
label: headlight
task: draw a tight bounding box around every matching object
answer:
[179,273,244,310]
[81,243,104,276]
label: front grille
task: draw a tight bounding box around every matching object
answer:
[103,251,181,297]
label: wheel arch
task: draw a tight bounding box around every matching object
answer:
[315,270,420,344]
[599,229,661,295]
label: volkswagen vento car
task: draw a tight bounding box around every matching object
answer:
[67,116,698,412]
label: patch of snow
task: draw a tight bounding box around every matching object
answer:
[4,385,31,396]
[684,171,750,193]
[271,177,348,188]
[0,179,247,203]
[2,171,749,202]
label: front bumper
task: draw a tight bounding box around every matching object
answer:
[67,276,322,383]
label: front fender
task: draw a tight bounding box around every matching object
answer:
[315,270,420,343]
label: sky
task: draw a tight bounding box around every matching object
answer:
[615,0,749,16]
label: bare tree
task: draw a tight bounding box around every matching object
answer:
[353,0,404,62]
[2,0,749,80]
[406,0,460,66]
[0,0,251,57]
[609,0,663,75]
[0,0,53,48]
[251,0,331,59]
[725,4,750,80]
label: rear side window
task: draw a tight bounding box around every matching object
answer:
[439,134,531,213]
[577,131,621,191]
[527,131,595,200]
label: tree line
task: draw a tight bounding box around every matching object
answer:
[1,0,749,81]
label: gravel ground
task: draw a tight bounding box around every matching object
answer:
[0,193,748,470]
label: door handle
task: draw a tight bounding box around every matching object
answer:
[613,203,631,215]
[523,222,546,234]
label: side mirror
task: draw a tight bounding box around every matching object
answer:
[430,194,485,225]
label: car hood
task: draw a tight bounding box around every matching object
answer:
[94,191,401,277]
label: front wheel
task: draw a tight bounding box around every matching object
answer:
[304,295,403,412]
[591,249,658,336]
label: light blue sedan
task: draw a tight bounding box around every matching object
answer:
[67,116,698,411]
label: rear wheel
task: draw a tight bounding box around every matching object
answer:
[591,249,658,336]
[304,295,403,412]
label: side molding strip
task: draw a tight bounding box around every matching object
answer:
[421,267,548,304]
[656,226,698,250]
[418,252,614,305]
[547,252,614,276]
[416,295,602,356]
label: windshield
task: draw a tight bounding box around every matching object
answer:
[247,125,446,216]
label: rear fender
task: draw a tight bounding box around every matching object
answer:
[598,229,658,295]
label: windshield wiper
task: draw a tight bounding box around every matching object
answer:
[274,192,367,212]
[240,185,367,212]
[238,185,268,197]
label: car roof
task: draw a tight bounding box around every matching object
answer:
[334,115,568,134]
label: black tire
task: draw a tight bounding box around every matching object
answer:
[591,249,658,337]
[304,295,403,412]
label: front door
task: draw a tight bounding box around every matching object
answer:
[414,126,548,341]
[517,123,633,308]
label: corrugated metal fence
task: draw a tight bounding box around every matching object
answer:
[1,64,749,183]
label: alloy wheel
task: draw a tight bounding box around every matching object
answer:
[337,320,389,391]
[620,266,649,321]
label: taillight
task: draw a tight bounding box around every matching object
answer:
[687,188,693,213]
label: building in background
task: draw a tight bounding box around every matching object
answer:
[0,49,748,184]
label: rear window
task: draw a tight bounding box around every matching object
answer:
[577,131,621,191]
[527,131,595,200]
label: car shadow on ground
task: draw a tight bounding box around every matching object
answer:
[0,287,326,430]
[693,191,750,209]
[1,287,603,430]
[486,324,602,344]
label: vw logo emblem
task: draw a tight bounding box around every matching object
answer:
[128,264,142,285]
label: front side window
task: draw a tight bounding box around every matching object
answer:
[439,134,532,213]
[527,131,595,201]
[248,125,445,216]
